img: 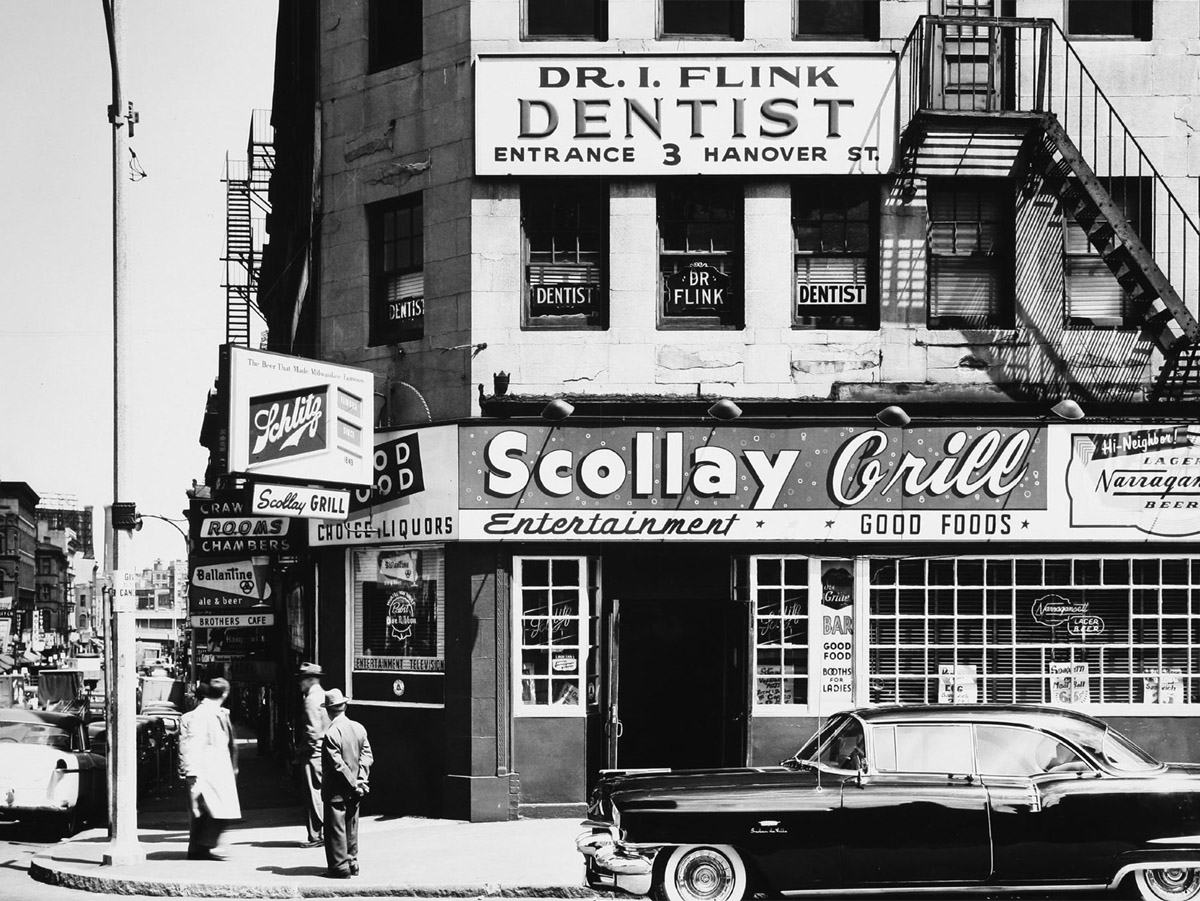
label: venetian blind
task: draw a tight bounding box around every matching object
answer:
[385,271,423,303]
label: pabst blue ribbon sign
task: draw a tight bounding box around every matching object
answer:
[458,424,1050,541]
[224,346,373,486]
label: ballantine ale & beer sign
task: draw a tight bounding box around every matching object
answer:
[458,424,1048,542]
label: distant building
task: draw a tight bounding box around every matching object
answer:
[37,494,95,560]
[0,481,40,656]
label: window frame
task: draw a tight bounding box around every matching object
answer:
[1062,176,1151,330]
[524,0,608,40]
[794,0,880,40]
[752,555,812,716]
[868,555,1200,713]
[513,556,593,718]
[657,178,745,330]
[926,177,1014,330]
[368,0,423,74]
[1065,0,1153,40]
[660,0,744,40]
[368,193,425,347]
[521,179,609,330]
[792,177,880,330]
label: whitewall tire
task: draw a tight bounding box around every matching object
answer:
[1135,867,1200,901]
[657,844,748,901]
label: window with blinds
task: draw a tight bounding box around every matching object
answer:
[658,179,744,328]
[351,546,445,704]
[522,180,607,329]
[793,178,878,329]
[1063,177,1148,329]
[927,179,1012,328]
[369,194,424,346]
[869,556,1200,708]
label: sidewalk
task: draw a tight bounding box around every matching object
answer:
[30,810,610,898]
[30,738,611,898]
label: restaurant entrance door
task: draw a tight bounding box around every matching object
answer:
[609,597,747,771]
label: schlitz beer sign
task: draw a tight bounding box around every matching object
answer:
[223,346,373,487]
[458,423,1049,542]
[475,54,897,176]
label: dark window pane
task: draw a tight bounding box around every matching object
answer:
[1068,0,1151,38]
[663,0,740,37]
[370,0,422,73]
[527,0,606,38]
[796,1,877,38]
[523,179,607,328]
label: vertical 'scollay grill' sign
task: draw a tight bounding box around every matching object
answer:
[475,54,897,176]
[224,346,373,487]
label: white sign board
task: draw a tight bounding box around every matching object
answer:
[190,612,276,629]
[112,570,137,613]
[249,482,351,521]
[226,346,373,487]
[475,54,897,175]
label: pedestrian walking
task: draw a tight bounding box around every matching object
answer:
[296,662,330,847]
[320,688,372,879]
[178,677,241,860]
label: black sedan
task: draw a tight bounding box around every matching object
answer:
[578,704,1200,901]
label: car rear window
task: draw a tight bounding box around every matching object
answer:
[0,720,73,750]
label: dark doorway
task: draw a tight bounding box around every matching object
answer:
[615,598,746,770]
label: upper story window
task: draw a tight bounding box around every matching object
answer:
[369,0,422,73]
[795,1,880,39]
[525,0,608,40]
[369,193,425,346]
[1066,0,1152,40]
[793,178,879,330]
[1063,177,1150,329]
[926,178,1013,329]
[522,179,607,329]
[658,179,744,329]
[661,0,743,39]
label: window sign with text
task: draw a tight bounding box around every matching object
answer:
[351,545,445,706]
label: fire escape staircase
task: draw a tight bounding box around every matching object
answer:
[900,16,1200,400]
[222,110,275,348]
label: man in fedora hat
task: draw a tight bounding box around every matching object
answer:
[320,688,372,878]
[295,662,329,847]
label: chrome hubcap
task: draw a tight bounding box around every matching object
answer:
[677,850,734,901]
[1147,868,1200,898]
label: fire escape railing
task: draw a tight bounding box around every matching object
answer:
[900,16,1200,387]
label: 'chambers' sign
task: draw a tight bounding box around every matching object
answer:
[475,54,897,176]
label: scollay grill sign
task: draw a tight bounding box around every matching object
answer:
[457,424,1049,542]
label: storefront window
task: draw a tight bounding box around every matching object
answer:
[514,556,594,717]
[869,556,1200,708]
[350,545,445,706]
[753,556,809,711]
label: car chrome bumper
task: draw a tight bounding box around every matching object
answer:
[577,828,656,896]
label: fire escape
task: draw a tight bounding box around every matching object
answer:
[900,16,1200,401]
[222,109,274,348]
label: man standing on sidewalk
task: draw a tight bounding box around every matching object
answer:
[320,689,372,879]
[296,662,329,847]
[179,677,241,860]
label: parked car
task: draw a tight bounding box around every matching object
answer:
[0,708,107,836]
[578,704,1200,901]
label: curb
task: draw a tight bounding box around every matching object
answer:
[30,856,618,899]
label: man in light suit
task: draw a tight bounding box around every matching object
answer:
[320,689,372,878]
[295,662,329,847]
[179,677,241,860]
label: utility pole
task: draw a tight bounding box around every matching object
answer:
[102,0,142,867]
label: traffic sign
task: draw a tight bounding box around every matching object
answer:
[112,570,137,613]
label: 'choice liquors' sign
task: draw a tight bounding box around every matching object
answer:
[475,54,897,176]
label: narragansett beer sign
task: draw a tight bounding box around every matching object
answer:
[475,54,897,176]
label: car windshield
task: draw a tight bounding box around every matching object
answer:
[0,719,74,751]
[1052,719,1161,773]
[790,714,864,771]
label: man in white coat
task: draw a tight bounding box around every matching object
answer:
[179,677,241,860]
